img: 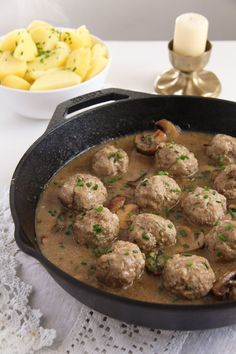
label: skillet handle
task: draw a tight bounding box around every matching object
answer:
[46,88,154,132]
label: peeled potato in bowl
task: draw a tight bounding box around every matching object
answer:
[0,21,110,119]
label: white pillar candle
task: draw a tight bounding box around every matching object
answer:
[173,13,209,56]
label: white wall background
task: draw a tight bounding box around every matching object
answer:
[0,0,235,39]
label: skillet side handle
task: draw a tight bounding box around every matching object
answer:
[46,88,155,132]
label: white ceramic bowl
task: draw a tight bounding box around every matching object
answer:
[0,34,111,119]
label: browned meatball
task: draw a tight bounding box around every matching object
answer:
[74,207,119,248]
[206,134,236,164]
[58,173,107,211]
[135,175,181,212]
[163,254,215,300]
[128,213,176,253]
[155,142,198,177]
[96,240,145,288]
[205,220,236,262]
[92,145,129,177]
[214,164,236,199]
[181,186,227,225]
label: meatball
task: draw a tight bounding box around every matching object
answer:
[96,240,145,289]
[181,186,227,225]
[214,164,236,199]
[128,213,176,253]
[58,173,107,211]
[163,254,215,300]
[206,134,236,164]
[155,142,198,177]
[92,145,129,177]
[205,220,236,262]
[135,175,181,212]
[74,206,119,248]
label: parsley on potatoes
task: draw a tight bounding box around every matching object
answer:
[0,21,108,90]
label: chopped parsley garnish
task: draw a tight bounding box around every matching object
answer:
[186,261,193,268]
[203,194,208,199]
[107,258,113,265]
[176,155,189,161]
[76,177,84,187]
[178,229,188,237]
[218,233,227,242]
[128,225,134,232]
[216,251,223,257]
[225,223,233,231]
[96,206,104,213]
[167,223,173,229]
[204,186,210,191]
[124,251,129,256]
[93,224,103,234]
[48,210,57,217]
[170,188,181,193]
[202,262,209,270]
[86,182,92,188]
[92,183,99,190]
[182,253,192,257]
[65,224,73,236]
[142,232,150,240]
[108,150,124,161]
[156,171,169,176]
[183,243,190,249]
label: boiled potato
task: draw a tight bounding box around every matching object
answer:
[14,30,37,61]
[65,47,91,80]
[30,69,81,90]
[76,26,93,48]
[86,56,108,80]
[86,43,108,79]
[0,52,27,79]
[28,20,52,31]
[1,75,30,90]
[30,26,60,51]
[92,43,107,58]
[25,68,58,82]
[56,41,71,53]
[28,47,68,71]
[0,30,21,51]
[61,30,83,50]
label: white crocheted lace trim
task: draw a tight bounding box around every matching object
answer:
[0,189,56,354]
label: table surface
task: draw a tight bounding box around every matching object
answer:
[1,41,236,351]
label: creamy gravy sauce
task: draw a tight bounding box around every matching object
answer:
[35,131,236,304]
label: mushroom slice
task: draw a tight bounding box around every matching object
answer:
[134,129,167,155]
[212,270,236,300]
[168,226,205,254]
[145,250,169,275]
[127,172,147,188]
[107,195,126,213]
[155,119,181,141]
[116,203,139,229]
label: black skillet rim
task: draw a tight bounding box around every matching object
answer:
[10,91,236,314]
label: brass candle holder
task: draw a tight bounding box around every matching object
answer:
[154,40,221,97]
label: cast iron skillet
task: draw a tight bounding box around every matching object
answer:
[10,88,236,330]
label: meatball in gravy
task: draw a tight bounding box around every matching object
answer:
[206,134,236,164]
[155,142,198,177]
[128,213,176,253]
[181,186,227,225]
[92,145,129,177]
[214,164,236,199]
[135,175,181,212]
[74,207,119,248]
[163,254,215,300]
[59,173,107,211]
[96,240,145,289]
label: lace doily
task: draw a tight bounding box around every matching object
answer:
[50,306,189,354]
[0,188,56,354]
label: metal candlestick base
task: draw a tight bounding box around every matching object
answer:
[154,40,221,97]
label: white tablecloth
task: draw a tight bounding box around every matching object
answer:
[1,41,236,353]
